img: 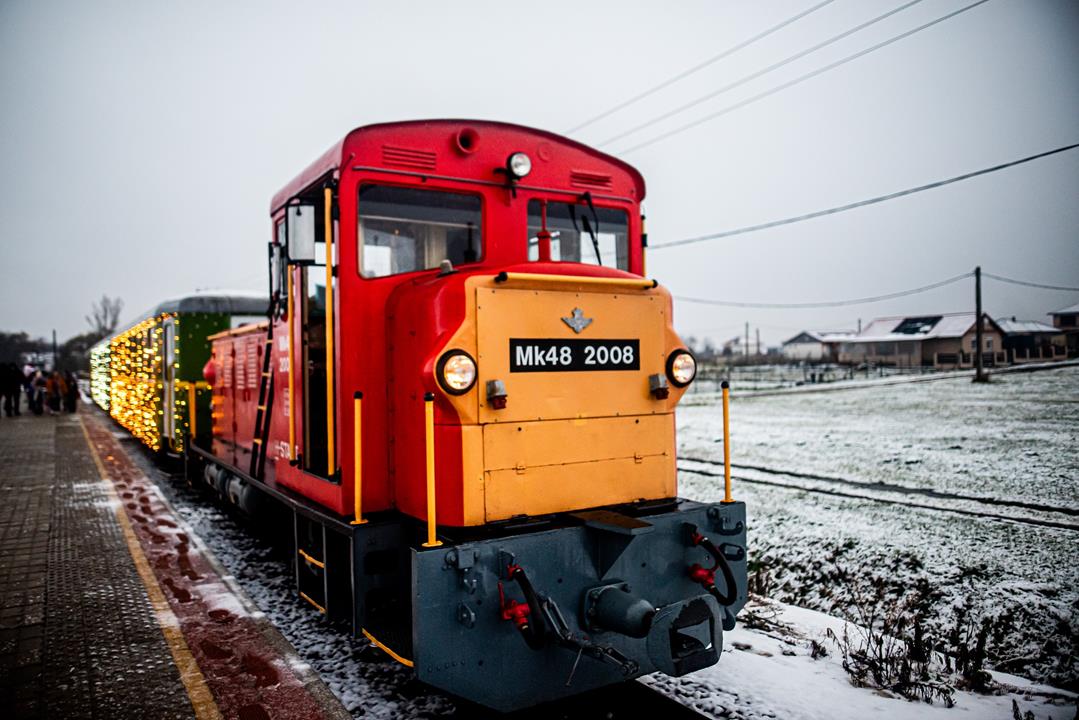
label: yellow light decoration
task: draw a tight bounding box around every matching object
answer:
[109,314,166,451]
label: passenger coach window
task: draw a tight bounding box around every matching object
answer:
[527,200,629,270]
[358,185,481,277]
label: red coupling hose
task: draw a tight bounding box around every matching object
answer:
[498,581,531,630]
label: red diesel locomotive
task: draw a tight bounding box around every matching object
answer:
[192,120,746,711]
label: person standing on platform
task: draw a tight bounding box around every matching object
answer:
[45,371,62,415]
[31,371,46,415]
[63,370,78,413]
[2,363,21,417]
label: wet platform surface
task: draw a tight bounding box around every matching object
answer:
[0,411,350,720]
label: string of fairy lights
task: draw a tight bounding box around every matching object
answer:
[104,312,194,453]
[89,342,111,411]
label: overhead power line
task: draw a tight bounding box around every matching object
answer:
[983,273,1079,292]
[676,272,971,309]
[600,0,925,147]
[563,0,836,135]
[652,142,1079,250]
[618,0,993,155]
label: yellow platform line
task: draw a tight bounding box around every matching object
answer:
[79,416,222,720]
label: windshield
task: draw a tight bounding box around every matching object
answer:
[527,200,629,270]
[358,185,482,277]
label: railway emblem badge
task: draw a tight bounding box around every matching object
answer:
[562,307,593,333]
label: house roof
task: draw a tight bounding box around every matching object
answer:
[782,330,855,345]
[1049,302,1079,316]
[848,312,1001,343]
[996,318,1060,335]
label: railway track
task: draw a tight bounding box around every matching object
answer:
[122,441,712,720]
[679,457,1079,532]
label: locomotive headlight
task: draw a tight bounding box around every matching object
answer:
[437,350,477,395]
[507,152,532,179]
[666,349,697,387]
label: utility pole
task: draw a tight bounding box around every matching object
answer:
[974,266,987,383]
[51,329,57,372]
[755,328,761,356]
[744,322,749,359]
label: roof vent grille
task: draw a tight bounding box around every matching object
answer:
[382,145,437,171]
[570,170,613,190]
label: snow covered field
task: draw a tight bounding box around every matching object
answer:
[678,365,1079,693]
[112,366,1077,718]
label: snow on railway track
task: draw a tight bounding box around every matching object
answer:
[119,439,710,719]
[679,457,1079,532]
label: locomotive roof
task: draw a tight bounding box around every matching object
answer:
[270,119,647,213]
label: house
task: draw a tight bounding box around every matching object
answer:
[996,317,1066,363]
[1048,303,1079,357]
[782,330,853,362]
[836,313,1005,369]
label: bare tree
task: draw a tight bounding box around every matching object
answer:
[86,295,124,339]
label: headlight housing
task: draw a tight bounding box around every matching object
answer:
[666,349,697,387]
[436,350,477,395]
[507,152,532,179]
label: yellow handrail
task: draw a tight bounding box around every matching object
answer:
[351,392,367,525]
[287,267,296,461]
[494,271,657,290]
[324,186,336,476]
[421,393,442,547]
[721,380,733,504]
[187,382,197,438]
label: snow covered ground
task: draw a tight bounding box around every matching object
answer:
[677,365,1079,693]
[648,597,1074,720]
[112,365,1077,717]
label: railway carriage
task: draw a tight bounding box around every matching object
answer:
[89,292,266,452]
[103,120,747,712]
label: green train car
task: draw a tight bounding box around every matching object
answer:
[90,292,266,453]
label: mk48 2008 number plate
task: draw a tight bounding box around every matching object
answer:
[509,339,640,372]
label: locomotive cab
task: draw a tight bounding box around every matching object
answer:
[202,120,747,711]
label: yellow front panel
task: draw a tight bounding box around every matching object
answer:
[482,414,675,521]
[474,287,669,424]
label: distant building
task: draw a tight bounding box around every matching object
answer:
[1048,303,1079,357]
[781,331,853,362]
[837,313,1004,369]
[996,317,1066,363]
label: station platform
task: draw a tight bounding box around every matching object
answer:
[0,411,351,720]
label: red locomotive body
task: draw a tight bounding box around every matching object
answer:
[197,120,747,711]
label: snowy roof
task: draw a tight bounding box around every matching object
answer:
[1049,302,1079,316]
[996,318,1060,335]
[782,330,856,345]
[849,312,1000,343]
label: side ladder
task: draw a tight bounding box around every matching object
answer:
[250,328,275,479]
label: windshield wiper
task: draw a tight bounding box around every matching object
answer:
[568,192,603,265]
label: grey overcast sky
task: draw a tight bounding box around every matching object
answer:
[1,0,1077,345]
